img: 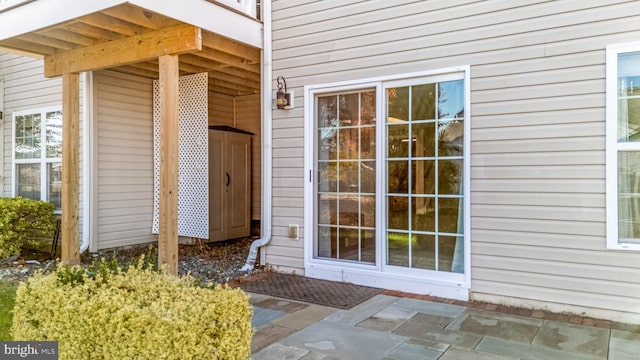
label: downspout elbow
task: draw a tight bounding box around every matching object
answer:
[80,238,89,254]
[240,229,271,272]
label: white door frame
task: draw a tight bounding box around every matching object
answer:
[303,67,472,300]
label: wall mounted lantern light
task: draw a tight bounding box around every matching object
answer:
[275,76,292,109]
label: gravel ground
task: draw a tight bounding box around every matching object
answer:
[0,236,265,286]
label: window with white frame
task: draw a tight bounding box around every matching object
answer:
[606,42,640,250]
[13,108,62,209]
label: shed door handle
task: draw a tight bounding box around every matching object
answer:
[226,172,230,187]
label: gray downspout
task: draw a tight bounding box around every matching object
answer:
[241,0,272,272]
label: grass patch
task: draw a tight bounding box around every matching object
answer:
[0,281,16,340]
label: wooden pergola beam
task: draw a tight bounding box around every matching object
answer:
[157,54,180,275]
[44,24,202,77]
[61,72,80,265]
[201,31,260,64]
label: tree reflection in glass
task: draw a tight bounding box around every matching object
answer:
[316,90,376,263]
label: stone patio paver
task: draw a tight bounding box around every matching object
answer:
[446,308,542,343]
[401,338,451,353]
[271,304,336,330]
[476,336,604,360]
[393,313,483,349]
[254,298,309,313]
[252,343,309,360]
[251,324,298,353]
[357,304,417,332]
[394,297,466,318]
[252,306,287,329]
[348,294,399,317]
[609,330,640,360]
[437,346,520,360]
[280,319,406,360]
[299,351,343,360]
[247,289,640,360]
[324,309,371,326]
[384,340,444,360]
[532,320,610,357]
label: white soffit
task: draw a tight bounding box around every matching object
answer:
[0,0,125,40]
[131,0,263,49]
[0,0,262,49]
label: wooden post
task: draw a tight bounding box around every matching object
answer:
[61,72,80,264]
[157,54,179,274]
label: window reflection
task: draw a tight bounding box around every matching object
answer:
[316,90,377,264]
[412,84,436,120]
[617,52,640,142]
[385,79,465,273]
[48,163,62,209]
[438,80,465,119]
[46,111,63,158]
[15,114,41,159]
[16,164,40,200]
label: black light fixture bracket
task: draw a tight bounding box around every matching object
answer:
[275,76,292,109]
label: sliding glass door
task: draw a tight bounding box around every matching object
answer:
[385,80,465,273]
[311,72,467,281]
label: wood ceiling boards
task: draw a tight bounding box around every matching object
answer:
[0,3,261,96]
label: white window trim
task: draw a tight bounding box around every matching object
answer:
[303,67,471,300]
[606,41,640,251]
[11,106,62,206]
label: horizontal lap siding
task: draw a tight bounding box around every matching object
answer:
[2,54,63,196]
[267,103,304,269]
[234,94,262,221]
[1,53,84,240]
[95,70,155,249]
[271,0,640,313]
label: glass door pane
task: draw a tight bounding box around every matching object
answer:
[316,90,376,264]
[385,80,465,273]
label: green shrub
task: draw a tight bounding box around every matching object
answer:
[0,197,56,259]
[11,261,253,360]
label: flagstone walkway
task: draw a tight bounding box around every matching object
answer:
[249,292,640,360]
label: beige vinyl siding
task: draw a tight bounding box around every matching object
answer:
[95,70,155,249]
[270,0,640,314]
[234,94,261,221]
[0,52,84,240]
[267,102,304,270]
[1,53,62,197]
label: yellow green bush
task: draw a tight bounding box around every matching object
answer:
[11,261,253,360]
[0,197,56,259]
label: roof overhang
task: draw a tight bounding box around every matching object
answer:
[0,0,262,48]
[0,0,262,95]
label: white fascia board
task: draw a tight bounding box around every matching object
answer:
[131,0,263,49]
[0,0,125,41]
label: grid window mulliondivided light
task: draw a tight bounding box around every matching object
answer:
[13,109,62,209]
[316,90,377,264]
[385,80,464,273]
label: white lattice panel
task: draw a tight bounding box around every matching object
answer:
[152,73,209,239]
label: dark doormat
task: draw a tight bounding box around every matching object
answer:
[238,273,382,309]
